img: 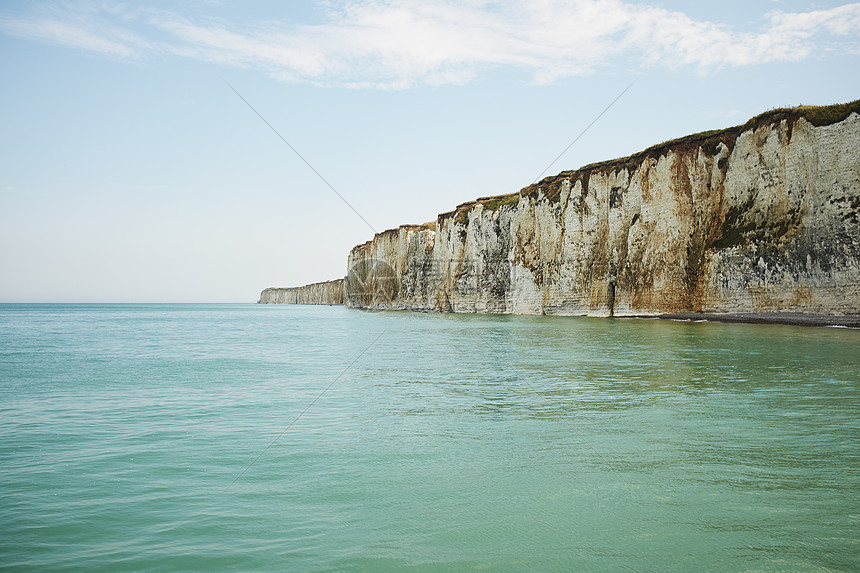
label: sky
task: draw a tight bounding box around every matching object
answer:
[1,0,858,302]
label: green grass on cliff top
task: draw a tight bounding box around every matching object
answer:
[448,98,860,217]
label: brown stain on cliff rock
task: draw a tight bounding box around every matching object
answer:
[512,200,544,287]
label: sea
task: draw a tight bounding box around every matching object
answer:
[1,303,858,571]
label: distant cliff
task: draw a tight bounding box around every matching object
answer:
[344,100,860,316]
[259,279,344,305]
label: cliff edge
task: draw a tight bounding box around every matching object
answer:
[344,100,860,317]
[259,278,344,305]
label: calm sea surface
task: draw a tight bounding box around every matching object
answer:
[1,304,858,571]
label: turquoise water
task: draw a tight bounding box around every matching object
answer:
[1,304,858,571]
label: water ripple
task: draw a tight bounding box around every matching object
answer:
[1,304,857,571]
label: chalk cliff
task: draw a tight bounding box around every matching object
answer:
[259,279,344,305]
[344,101,860,316]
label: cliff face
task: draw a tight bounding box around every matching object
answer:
[345,102,860,316]
[259,279,344,305]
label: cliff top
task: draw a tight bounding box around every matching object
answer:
[352,221,436,250]
[438,98,860,222]
[261,278,344,291]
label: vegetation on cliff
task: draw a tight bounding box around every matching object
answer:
[440,99,860,222]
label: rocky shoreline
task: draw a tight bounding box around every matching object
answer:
[629,312,860,328]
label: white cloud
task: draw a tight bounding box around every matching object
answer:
[1,0,859,87]
[0,3,151,59]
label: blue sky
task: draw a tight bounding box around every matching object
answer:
[1,0,858,302]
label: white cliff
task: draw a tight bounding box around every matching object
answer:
[344,101,860,316]
[259,279,344,305]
